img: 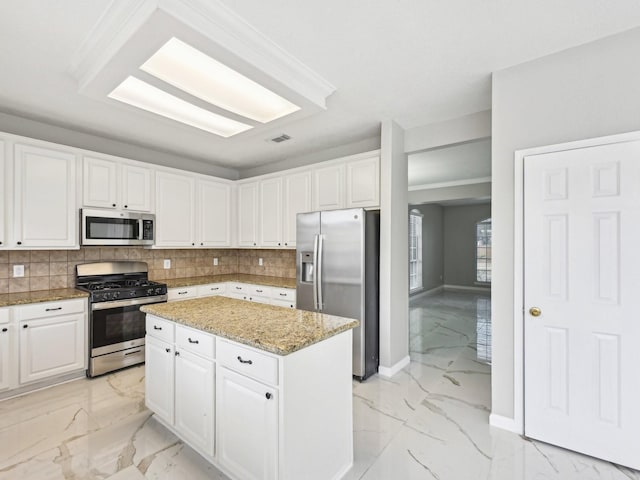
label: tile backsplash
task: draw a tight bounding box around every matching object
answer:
[0,248,296,294]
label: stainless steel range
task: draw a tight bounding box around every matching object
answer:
[76,261,168,377]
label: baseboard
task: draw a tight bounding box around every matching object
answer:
[444,284,491,293]
[409,285,444,302]
[489,413,523,434]
[377,355,411,378]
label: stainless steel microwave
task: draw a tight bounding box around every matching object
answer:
[81,208,155,246]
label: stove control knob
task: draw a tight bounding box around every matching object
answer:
[112,291,120,299]
[147,288,154,295]
[129,290,136,297]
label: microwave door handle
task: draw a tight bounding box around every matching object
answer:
[137,218,144,241]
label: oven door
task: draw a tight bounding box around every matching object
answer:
[90,296,167,356]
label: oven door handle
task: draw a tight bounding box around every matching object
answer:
[91,295,168,311]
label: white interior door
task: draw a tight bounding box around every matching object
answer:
[524,140,640,470]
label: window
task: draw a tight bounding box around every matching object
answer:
[409,210,423,292]
[476,217,492,283]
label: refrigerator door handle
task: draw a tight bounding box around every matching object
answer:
[313,234,319,310]
[317,234,324,311]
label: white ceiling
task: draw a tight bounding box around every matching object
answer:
[1,1,640,175]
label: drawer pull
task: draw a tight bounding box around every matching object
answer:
[1,328,7,333]
[23,324,28,329]
[279,293,287,296]
[256,289,263,293]
[175,351,180,356]
[188,337,199,344]
[165,348,171,353]
[153,325,162,330]
[178,291,188,295]
[45,307,62,312]
[124,350,141,356]
[265,392,272,400]
[211,287,219,290]
[235,286,242,290]
[237,356,253,365]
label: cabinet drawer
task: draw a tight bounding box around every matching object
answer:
[217,339,278,386]
[271,288,296,302]
[271,299,295,309]
[0,308,9,324]
[175,324,215,359]
[228,283,248,294]
[248,285,271,298]
[16,299,85,321]
[146,315,175,343]
[168,287,198,301]
[196,283,227,297]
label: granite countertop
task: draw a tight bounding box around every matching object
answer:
[0,288,89,308]
[141,296,358,356]
[164,274,296,289]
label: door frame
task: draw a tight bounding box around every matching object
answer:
[510,130,640,435]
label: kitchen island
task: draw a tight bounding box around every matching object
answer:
[141,296,358,480]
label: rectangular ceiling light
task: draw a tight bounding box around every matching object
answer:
[108,76,252,137]
[140,37,301,123]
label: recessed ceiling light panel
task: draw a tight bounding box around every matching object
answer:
[141,38,301,123]
[108,76,253,137]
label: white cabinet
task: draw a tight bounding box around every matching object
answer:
[145,335,175,424]
[282,171,311,248]
[0,309,11,392]
[312,163,344,211]
[83,156,153,212]
[167,286,198,302]
[155,171,196,247]
[346,155,379,207]
[0,140,7,249]
[198,179,232,247]
[217,366,278,480]
[13,143,78,248]
[259,178,283,247]
[175,348,215,455]
[238,182,258,247]
[17,299,86,384]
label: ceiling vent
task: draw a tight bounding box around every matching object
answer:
[270,134,291,143]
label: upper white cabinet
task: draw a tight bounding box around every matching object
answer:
[83,156,153,212]
[155,171,196,247]
[13,143,78,248]
[198,179,232,247]
[346,155,380,208]
[0,140,6,249]
[259,178,283,247]
[312,163,344,211]
[282,171,312,247]
[237,182,258,247]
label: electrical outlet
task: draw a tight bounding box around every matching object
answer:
[163,259,171,269]
[258,258,263,266]
[13,265,25,277]
[213,258,219,266]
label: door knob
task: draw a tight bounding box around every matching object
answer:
[529,307,542,317]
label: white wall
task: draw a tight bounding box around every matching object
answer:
[379,120,409,375]
[492,26,640,421]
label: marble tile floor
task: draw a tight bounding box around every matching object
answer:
[1,289,639,479]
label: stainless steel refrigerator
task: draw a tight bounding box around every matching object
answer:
[296,208,379,380]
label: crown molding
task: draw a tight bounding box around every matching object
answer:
[408,176,492,191]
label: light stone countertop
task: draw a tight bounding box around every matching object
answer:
[163,274,296,289]
[141,296,358,356]
[0,288,89,307]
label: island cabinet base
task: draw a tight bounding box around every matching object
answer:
[144,314,354,480]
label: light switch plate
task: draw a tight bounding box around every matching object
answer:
[258,258,263,266]
[213,258,218,266]
[163,259,171,269]
[13,265,25,277]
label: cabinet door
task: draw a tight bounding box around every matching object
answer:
[282,171,311,247]
[0,324,10,391]
[145,336,175,425]
[13,144,77,248]
[217,367,278,480]
[237,182,258,247]
[83,156,118,209]
[0,140,6,249]
[346,156,379,207]
[19,313,85,384]
[313,164,344,211]
[121,163,152,212]
[175,349,214,456]
[198,179,231,247]
[259,178,282,247]
[155,171,195,247]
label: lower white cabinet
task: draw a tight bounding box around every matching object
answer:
[0,322,11,392]
[145,336,175,424]
[217,367,278,480]
[18,304,85,384]
[175,349,215,456]
[167,286,198,302]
